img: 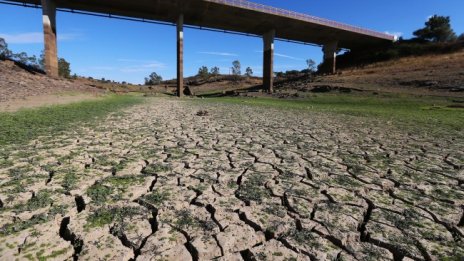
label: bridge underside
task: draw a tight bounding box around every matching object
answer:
[6,0,395,95]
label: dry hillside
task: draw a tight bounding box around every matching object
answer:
[307,51,464,96]
[0,60,101,104]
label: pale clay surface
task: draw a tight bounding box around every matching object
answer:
[0,98,463,260]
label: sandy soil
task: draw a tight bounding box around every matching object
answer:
[277,50,464,97]
[0,60,102,104]
[0,93,102,112]
[0,98,463,260]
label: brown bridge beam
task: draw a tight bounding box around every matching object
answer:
[41,0,58,77]
[263,29,275,93]
[321,41,338,74]
[177,13,184,97]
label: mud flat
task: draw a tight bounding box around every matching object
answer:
[0,97,462,260]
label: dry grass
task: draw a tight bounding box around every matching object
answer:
[309,50,464,97]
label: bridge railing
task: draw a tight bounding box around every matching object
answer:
[204,0,396,41]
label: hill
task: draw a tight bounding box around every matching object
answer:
[275,50,464,97]
[0,59,103,110]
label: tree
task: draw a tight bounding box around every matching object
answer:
[210,66,220,76]
[245,67,253,77]
[28,55,41,69]
[58,58,71,78]
[145,72,163,85]
[197,66,209,79]
[413,15,457,42]
[28,55,37,66]
[0,38,12,59]
[39,50,45,69]
[306,59,316,72]
[231,60,241,76]
[12,52,29,64]
[459,33,464,41]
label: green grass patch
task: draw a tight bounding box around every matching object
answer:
[0,213,48,237]
[85,206,142,228]
[61,171,79,192]
[14,190,53,212]
[143,190,171,207]
[198,94,464,131]
[87,183,114,205]
[0,95,143,145]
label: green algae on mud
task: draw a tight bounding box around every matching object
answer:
[197,94,464,132]
[0,94,143,146]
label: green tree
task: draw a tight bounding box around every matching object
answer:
[145,72,163,85]
[231,60,241,76]
[245,67,253,77]
[58,58,71,78]
[28,55,41,69]
[413,15,457,42]
[458,33,464,41]
[197,66,209,79]
[39,50,45,69]
[210,66,220,76]
[306,59,316,72]
[13,52,29,64]
[0,38,12,59]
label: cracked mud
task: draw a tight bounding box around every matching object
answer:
[0,98,463,260]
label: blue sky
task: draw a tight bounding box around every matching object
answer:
[1,0,463,84]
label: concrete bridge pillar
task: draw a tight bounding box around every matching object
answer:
[176,13,184,97]
[41,0,58,77]
[321,41,338,74]
[263,29,275,93]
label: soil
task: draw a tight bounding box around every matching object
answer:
[0,50,463,260]
[0,98,462,260]
[0,60,102,105]
[275,50,464,97]
[0,93,102,112]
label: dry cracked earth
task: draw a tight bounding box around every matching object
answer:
[0,98,463,261]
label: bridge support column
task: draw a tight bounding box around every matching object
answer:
[176,14,184,97]
[41,0,58,77]
[263,29,275,93]
[321,41,338,74]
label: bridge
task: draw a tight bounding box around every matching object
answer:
[2,0,396,96]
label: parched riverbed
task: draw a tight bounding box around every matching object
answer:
[0,97,463,260]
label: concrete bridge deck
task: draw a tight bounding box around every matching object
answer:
[2,0,396,96]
